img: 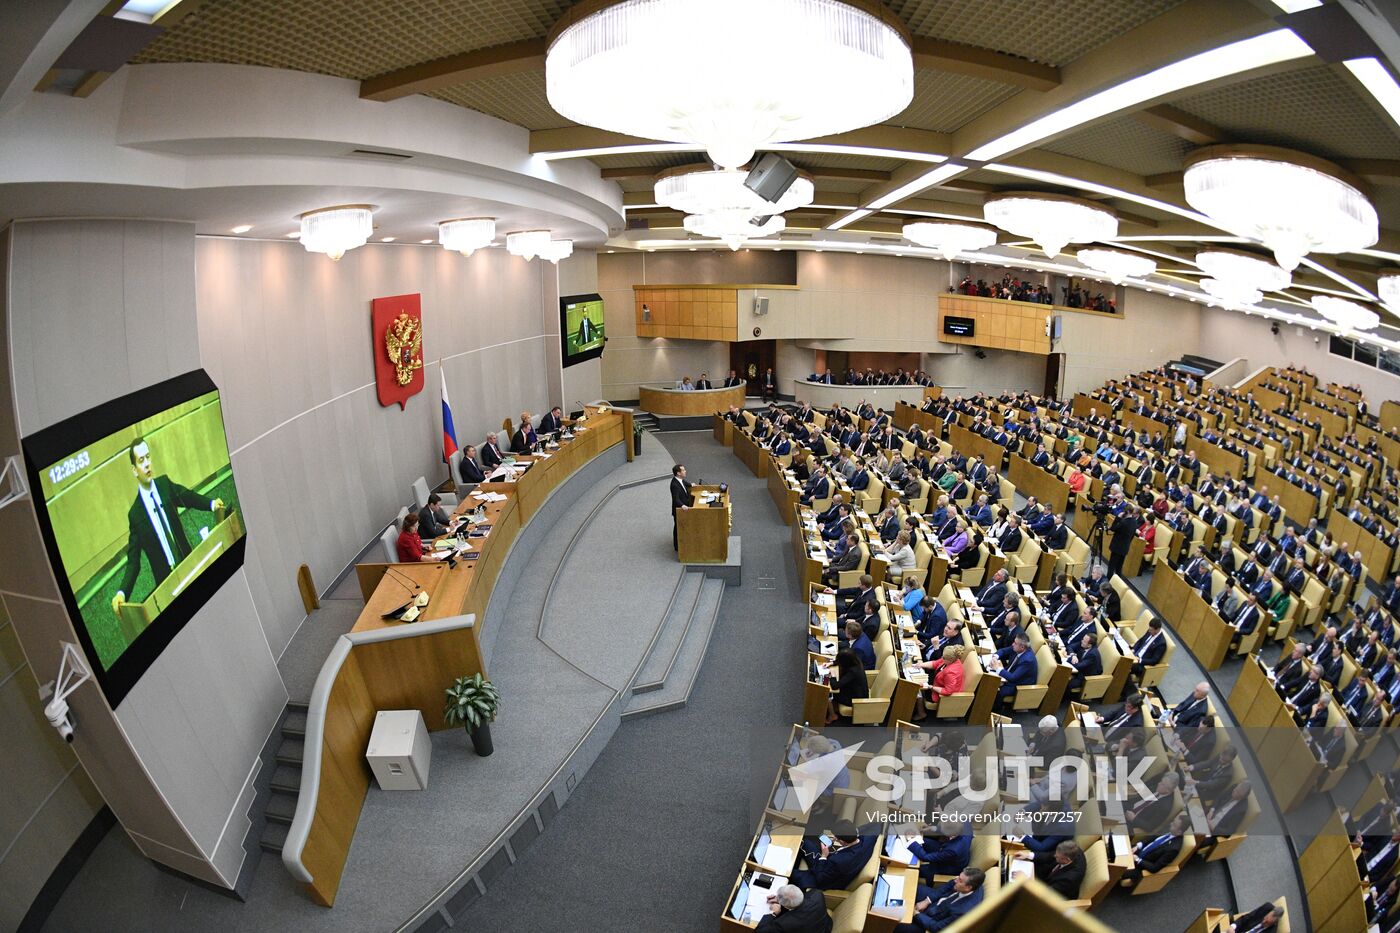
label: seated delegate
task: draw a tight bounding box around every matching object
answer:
[396,511,426,562]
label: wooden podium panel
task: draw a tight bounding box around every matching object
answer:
[116,511,244,641]
[678,486,730,562]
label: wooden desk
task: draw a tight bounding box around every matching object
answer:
[733,429,769,478]
[678,486,731,562]
[713,413,735,446]
[640,382,745,416]
[767,459,799,524]
[1009,454,1069,514]
[1226,657,1323,812]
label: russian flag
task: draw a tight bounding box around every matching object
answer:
[440,368,458,461]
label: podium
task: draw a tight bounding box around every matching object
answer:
[115,510,243,642]
[677,485,731,563]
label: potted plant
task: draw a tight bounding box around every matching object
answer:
[443,673,500,756]
[633,421,644,455]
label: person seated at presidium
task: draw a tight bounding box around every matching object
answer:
[457,444,486,485]
[481,432,505,469]
[417,493,453,539]
[512,411,538,453]
[111,435,227,616]
[539,405,565,434]
[396,511,427,562]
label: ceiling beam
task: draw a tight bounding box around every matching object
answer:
[602,165,893,183]
[1341,159,1400,185]
[910,37,1060,91]
[361,38,546,102]
[1132,104,1225,145]
[528,124,951,160]
[1145,172,1184,189]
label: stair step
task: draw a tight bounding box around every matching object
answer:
[631,572,704,695]
[282,708,307,737]
[276,737,304,765]
[264,792,298,825]
[286,699,309,713]
[259,820,289,854]
[622,577,724,720]
[270,763,302,794]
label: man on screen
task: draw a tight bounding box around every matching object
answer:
[111,436,224,615]
[576,310,596,347]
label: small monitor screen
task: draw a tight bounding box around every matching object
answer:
[22,370,246,706]
[943,316,976,337]
[561,293,606,367]
[729,882,749,920]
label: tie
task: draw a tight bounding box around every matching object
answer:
[149,486,178,566]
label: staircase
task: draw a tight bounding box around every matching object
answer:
[621,571,725,719]
[632,411,660,433]
[259,700,308,854]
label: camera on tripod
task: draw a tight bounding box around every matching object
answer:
[1090,499,1112,517]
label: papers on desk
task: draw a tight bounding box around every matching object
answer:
[812,593,836,608]
[697,492,721,504]
[473,491,508,502]
[817,639,837,657]
[885,834,919,865]
[1007,853,1035,882]
[756,842,796,874]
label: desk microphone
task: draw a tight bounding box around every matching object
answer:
[381,565,424,619]
[383,564,421,595]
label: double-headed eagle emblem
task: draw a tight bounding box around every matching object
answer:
[385,312,423,386]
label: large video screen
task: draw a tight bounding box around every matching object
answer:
[561,293,606,367]
[22,370,246,706]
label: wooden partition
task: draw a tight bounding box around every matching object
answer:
[1356,422,1400,466]
[948,422,1010,472]
[1382,399,1400,432]
[1254,383,1293,414]
[1147,568,1234,670]
[1009,455,1069,514]
[1226,658,1323,812]
[1272,477,1321,526]
[1194,438,1245,482]
[713,413,734,446]
[733,428,769,478]
[937,294,1054,354]
[1298,399,1349,438]
[1300,812,1367,933]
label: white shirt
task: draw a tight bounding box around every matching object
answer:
[139,482,176,570]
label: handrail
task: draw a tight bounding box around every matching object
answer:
[281,613,476,884]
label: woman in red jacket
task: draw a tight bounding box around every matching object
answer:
[1137,515,1157,559]
[912,644,967,721]
[396,511,427,562]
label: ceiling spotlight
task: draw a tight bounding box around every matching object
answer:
[1312,295,1380,331]
[1184,145,1377,271]
[230,224,252,234]
[439,217,496,257]
[902,222,997,261]
[506,230,552,260]
[1075,247,1155,284]
[546,0,914,170]
[983,192,1117,259]
[299,205,373,261]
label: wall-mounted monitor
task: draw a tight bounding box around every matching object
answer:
[943,316,976,337]
[22,370,246,706]
[561,293,606,367]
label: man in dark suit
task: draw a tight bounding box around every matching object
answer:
[670,464,692,550]
[762,367,777,399]
[1120,814,1189,887]
[1168,682,1210,728]
[1033,840,1086,899]
[457,444,486,485]
[994,635,1037,704]
[791,822,877,890]
[112,436,225,615]
[538,406,565,434]
[417,493,452,539]
[976,569,1009,613]
[1130,618,1167,679]
[723,369,744,389]
[512,411,538,454]
[1229,902,1282,932]
[896,867,985,932]
[481,432,505,469]
[755,884,832,933]
[1123,772,1178,835]
[1107,505,1140,578]
[695,373,712,390]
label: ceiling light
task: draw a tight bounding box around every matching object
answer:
[1201,278,1262,307]
[983,192,1117,259]
[828,209,873,231]
[1075,248,1156,284]
[1312,295,1380,331]
[546,0,913,170]
[655,167,814,216]
[438,217,496,257]
[506,230,552,261]
[230,224,252,234]
[286,231,300,238]
[767,143,945,163]
[684,212,784,250]
[1379,271,1400,314]
[380,237,396,242]
[1344,58,1400,131]
[982,164,1210,225]
[538,239,574,264]
[963,30,1312,162]
[1194,248,1291,294]
[867,164,967,210]
[299,205,373,261]
[421,239,433,244]
[902,222,997,260]
[1184,146,1377,271]
[1269,0,1321,11]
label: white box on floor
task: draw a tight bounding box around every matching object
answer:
[366,709,431,791]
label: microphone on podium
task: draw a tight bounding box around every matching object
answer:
[381,565,430,620]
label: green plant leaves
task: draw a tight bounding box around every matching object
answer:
[443,672,500,731]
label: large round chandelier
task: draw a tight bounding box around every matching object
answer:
[506,230,552,260]
[1200,278,1262,307]
[1194,248,1291,294]
[1075,247,1155,284]
[902,222,997,260]
[655,167,814,216]
[299,205,373,260]
[538,238,574,264]
[983,192,1117,259]
[1312,295,1380,332]
[1379,270,1400,315]
[684,212,785,250]
[438,218,496,257]
[546,0,913,170]
[1184,145,1377,272]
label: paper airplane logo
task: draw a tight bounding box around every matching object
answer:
[789,741,864,812]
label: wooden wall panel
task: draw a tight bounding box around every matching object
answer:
[937,295,1055,355]
[634,285,743,341]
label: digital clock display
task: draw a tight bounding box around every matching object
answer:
[47,451,90,485]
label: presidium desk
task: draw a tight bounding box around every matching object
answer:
[281,406,631,907]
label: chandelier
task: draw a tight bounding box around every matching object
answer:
[506,230,552,260]
[1380,270,1400,315]
[1184,145,1377,272]
[1312,295,1380,332]
[1200,278,1262,307]
[438,218,496,257]
[538,238,574,264]
[1194,248,1291,294]
[983,192,1117,259]
[299,205,373,260]
[684,212,785,251]
[1075,247,1156,284]
[902,222,997,260]
[545,0,913,170]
